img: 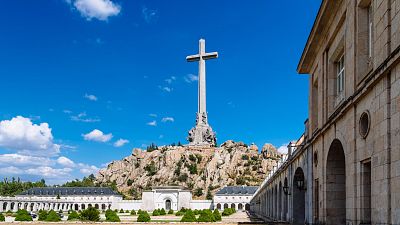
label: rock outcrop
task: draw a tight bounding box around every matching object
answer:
[95,141,281,200]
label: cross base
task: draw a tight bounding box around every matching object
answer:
[187,124,216,147]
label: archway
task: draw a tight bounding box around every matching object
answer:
[81,204,85,210]
[230,203,235,209]
[326,139,346,225]
[278,181,282,220]
[216,203,221,210]
[3,202,7,211]
[238,203,243,211]
[88,204,92,208]
[293,167,306,225]
[102,204,106,210]
[75,204,79,211]
[245,204,250,211]
[283,177,288,221]
[223,203,228,209]
[165,199,171,211]
[95,204,99,209]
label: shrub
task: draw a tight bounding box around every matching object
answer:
[67,211,80,220]
[213,209,221,221]
[180,209,196,222]
[15,209,32,221]
[80,207,100,221]
[105,209,120,222]
[125,210,130,213]
[175,211,184,216]
[38,210,48,221]
[194,188,203,197]
[137,211,151,222]
[242,154,249,160]
[189,154,197,162]
[177,173,188,182]
[168,209,174,214]
[46,210,61,222]
[152,209,160,216]
[222,208,236,216]
[197,209,215,222]
[130,210,136,215]
[144,162,157,176]
[0,213,5,222]
[193,209,200,215]
[119,209,124,213]
[160,208,166,215]
[188,163,197,174]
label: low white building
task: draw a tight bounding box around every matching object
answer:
[0,185,257,212]
[213,186,258,211]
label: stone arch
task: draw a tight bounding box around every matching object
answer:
[245,203,250,211]
[88,204,92,208]
[223,203,228,209]
[74,204,79,211]
[238,203,243,210]
[278,181,282,220]
[30,203,34,211]
[216,203,221,210]
[95,204,99,209]
[283,177,288,221]
[230,203,235,209]
[326,139,346,225]
[293,167,306,225]
[81,204,85,210]
[274,184,278,219]
[11,202,15,211]
[102,204,106,210]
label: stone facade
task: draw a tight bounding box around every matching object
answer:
[213,186,257,211]
[251,0,400,225]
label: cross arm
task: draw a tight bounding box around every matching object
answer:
[186,54,200,62]
[202,52,218,60]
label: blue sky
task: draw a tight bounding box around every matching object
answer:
[0,0,321,184]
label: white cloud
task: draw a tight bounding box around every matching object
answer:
[147,120,157,126]
[142,6,158,23]
[161,117,174,123]
[0,116,60,156]
[113,139,129,147]
[0,154,53,166]
[165,76,176,84]
[63,110,72,114]
[149,113,157,118]
[184,74,198,83]
[277,144,288,154]
[78,163,99,175]
[83,129,113,142]
[0,166,23,175]
[158,86,172,92]
[57,156,75,168]
[70,112,100,123]
[26,166,73,178]
[84,93,98,101]
[73,0,121,21]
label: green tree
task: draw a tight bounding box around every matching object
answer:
[144,162,157,176]
[15,209,32,221]
[206,190,213,200]
[0,213,5,222]
[67,211,80,220]
[137,211,151,222]
[168,209,174,214]
[105,209,120,222]
[213,209,221,221]
[160,208,166,215]
[152,209,160,216]
[180,209,196,222]
[45,210,61,222]
[197,209,215,222]
[38,210,48,221]
[194,188,203,197]
[80,207,100,221]
[130,210,136,215]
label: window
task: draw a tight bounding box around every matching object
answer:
[336,54,345,96]
[367,4,373,58]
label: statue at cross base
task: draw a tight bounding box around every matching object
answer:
[186,39,217,147]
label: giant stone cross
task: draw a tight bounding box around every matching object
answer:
[186,39,217,147]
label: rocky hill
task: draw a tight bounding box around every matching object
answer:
[95,140,282,200]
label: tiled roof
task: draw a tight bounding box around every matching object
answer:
[18,187,121,196]
[215,186,258,195]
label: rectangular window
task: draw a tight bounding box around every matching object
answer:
[367,4,373,58]
[336,54,345,96]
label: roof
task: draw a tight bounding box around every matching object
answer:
[215,186,258,195]
[297,0,342,74]
[18,187,121,196]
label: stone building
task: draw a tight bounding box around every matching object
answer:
[251,0,400,225]
[213,186,257,211]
